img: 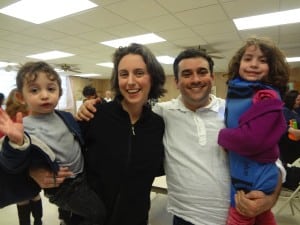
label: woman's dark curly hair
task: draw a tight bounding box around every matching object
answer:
[110,43,166,100]
[16,61,62,96]
[225,37,290,97]
[283,90,299,110]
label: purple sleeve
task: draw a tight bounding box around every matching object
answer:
[218,99,286,162]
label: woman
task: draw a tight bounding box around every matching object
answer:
[279,90,300,190]
[31,43,166,225]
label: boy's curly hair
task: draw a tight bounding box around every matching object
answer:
[16,61,62,96]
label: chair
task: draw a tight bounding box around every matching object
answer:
[151,176,167,195]
[275,158,300,215]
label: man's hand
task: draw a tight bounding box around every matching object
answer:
[29,167,73,188]
[0,109,24,145]
[235,190,270,217]
[75,98,99,121]
[235,173,281,217]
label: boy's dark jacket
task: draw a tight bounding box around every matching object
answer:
[0,110,83,208]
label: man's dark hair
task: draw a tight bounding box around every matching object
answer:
[173,48,214,81]
[284,90,299,110]
[16,61,63,96]
[82,85,96,98]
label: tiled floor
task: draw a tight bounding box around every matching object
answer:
[0,191,299,225]
[0,191,60,225]
[150,192,300,225]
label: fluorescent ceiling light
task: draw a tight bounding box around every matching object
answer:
[234,8,300,30]
[97,55,174,68]
[0,61,18,67]
[0,0,98,24]
[101,33,166,48]
[27,51,74,60]
[97,62,113,68]
[73,73,102,78]
[0,62,7,67]
[286,57,300,62]
[156,56,174,64]
[54,68,65,73]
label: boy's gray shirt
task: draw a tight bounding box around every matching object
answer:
[23,112,83,176]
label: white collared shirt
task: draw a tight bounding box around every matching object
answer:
[153,94,230,225]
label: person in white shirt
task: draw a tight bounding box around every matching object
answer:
[104,90,113,102]
[154,95,229,225]
[33,49,283,225]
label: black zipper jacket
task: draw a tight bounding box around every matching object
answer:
[80,100,165,225]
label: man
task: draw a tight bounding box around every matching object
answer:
[152,49,230,224]
[35,49,283,225]
[82,85,98,102]
[152,49,282,224]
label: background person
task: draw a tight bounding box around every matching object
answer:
[0,88,43,225]
[82,85,97,101]
[279,89,300,190]
[104,90,113,102]
[0,92,4,109]
[0,92,6,137]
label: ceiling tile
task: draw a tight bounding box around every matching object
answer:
[174,4,228,26]
[0,0,300,78]
[222,0,279,18]
[136,15,185,32]
[157,0,218,12]
[192,21,237,36]
[105,0,168,21]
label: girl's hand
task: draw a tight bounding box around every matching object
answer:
[288,127,300,141]
[0,110,24,145]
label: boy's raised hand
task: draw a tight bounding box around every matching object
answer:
[0,109,24,145]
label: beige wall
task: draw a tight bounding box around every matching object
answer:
[290,67,300,90]
[69,66,300,103]
[160,75,179,101]
[70,77,111,101]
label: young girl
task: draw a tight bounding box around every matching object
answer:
[218,37,290,225]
